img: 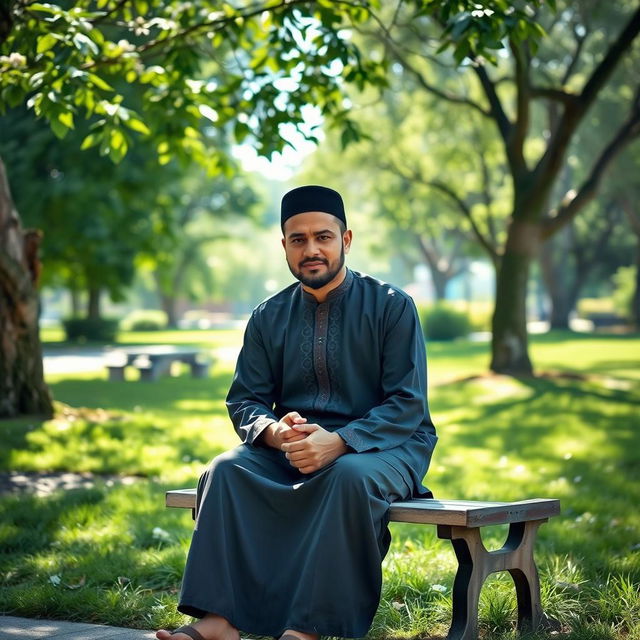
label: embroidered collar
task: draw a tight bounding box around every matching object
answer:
[301,268,354,304]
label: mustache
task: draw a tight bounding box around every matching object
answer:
[299,258,329,267]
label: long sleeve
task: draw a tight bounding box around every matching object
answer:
[226,312,279,445]
[335,295,431,453]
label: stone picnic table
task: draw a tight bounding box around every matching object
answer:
[105,345,212,381]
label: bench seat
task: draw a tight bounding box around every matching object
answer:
[165,489,559,639]
[166,489,558,526]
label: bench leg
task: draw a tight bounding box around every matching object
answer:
[437,519,547,640]
[505,521,544,632]
[107,367,125,381]
[139,360,172,381]
[189,362,209,378]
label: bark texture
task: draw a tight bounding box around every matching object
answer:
[490,219,538,374]
[0,155,53,418]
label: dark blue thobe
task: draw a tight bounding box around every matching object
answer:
[178,269,437,637]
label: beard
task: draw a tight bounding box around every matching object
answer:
[287,244,345,290]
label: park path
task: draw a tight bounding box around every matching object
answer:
[42,346,241,375]
[0,616,156,639]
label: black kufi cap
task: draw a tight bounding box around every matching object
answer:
[281,185,346,229]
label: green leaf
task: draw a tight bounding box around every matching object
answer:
[110,128,125,151]
[28,3,60,15]
[109,137,128,162]
[58,111,74,129]
[125,117,151,135]
[72,33,99,56]
[80,132,100,149]
[88,73,113,91]
[37,33,59,54]
[49,117,69,139]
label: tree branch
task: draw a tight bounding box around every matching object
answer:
[425,179,500,265]
[534,5,640,203]
[378,158,498,263]
[541,89,640,239]
[353,13,492,117]
[561,21,589,85]
[472,63,512,147]
[509,38,530,172]
[92,0,133,24]
[530,86,578,106]
[580,6,640,107]
[476,145,499,247]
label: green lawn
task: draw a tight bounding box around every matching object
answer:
[1,331,639,639]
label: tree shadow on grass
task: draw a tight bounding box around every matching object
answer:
[429,374,640,581]
[48,368,234,416]
[1,370,234,476]
[0,479,200,627]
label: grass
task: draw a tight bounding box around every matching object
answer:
[1,330,639,639]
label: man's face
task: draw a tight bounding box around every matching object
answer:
[282,211,351,290]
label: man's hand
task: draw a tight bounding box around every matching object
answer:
[260,412,309,450]
[281,423,348,474]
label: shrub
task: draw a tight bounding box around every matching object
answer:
[612,266,636,321]
[419,302,471,341]
[577,295,628,327]
[62,318,119,342]
[120,310,168,332]
[576,297,616,316]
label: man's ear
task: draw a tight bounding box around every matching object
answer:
[281,236,286,250]
[343,229,353,254]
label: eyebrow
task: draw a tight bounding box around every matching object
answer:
[287,229,336,239]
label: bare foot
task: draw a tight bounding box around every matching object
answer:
[280,630,320,640]
[156,613,240,640]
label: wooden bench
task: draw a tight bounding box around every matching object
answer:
[106,346,212,381]
[166,489,560,640]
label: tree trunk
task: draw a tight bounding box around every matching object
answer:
[490,219,538,375]
[153,270,179,328]
[539,227,574,329]
[431,270,448,301]
[0,155,53,418]
[69,288,81,317]
[415,234,455,301]
[160,292,179,328]
[87,287,101,320]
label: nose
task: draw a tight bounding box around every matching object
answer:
[304,239,321,256]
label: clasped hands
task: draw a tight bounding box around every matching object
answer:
[261,411,348,474]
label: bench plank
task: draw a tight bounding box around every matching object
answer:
[165,489,559,527]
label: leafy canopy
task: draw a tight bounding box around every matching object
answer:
[0,0,550,167]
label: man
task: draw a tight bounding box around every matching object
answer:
[157,185,437,640]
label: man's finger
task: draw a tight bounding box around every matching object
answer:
[291,423,320,433]
[281,441,308,453]
[281,430,307,442]
[282,411,307,426]
[298,465,316,474]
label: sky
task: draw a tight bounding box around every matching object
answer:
[232,109,323,181]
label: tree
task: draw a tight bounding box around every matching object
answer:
[539,203,624,328]
[0,0,551,415]
[150,169,261,326]
[0,106,183,321]
[346,0,640,373]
